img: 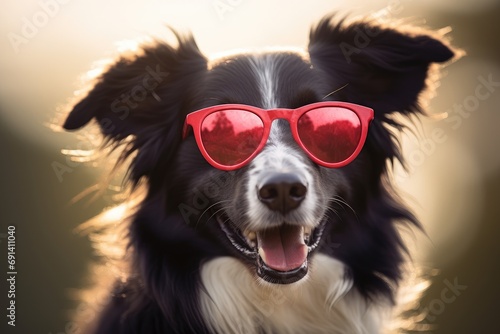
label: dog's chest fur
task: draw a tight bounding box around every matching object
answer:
[200,254,389,334]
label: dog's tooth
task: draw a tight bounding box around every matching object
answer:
[243,230,257,248]
[243,230,256,239]
[258,247,266,262]
[303,226,311,243]
[247,231,256,241]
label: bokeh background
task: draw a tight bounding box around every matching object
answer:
[1,0,499,333]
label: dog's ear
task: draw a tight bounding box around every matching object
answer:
[308,16,456,117]
[63,32,207,183]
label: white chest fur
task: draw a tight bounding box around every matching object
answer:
[200,254,390,334]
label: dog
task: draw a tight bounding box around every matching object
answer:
[62,14,456,334]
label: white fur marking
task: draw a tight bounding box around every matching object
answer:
[200,254,389,334]
[251,55,278,109]
[246,56,324,230]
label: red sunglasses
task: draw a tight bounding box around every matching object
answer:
[182,101,374,171]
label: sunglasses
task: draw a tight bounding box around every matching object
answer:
[183,101,374,171]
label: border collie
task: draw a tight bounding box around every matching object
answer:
[62,14,456,334]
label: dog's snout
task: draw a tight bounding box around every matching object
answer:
[257,173,307,214]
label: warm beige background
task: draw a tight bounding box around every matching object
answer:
[1,0,499,333]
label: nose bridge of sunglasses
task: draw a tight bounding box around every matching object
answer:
[267,108,294,121]
[265,109,296,135]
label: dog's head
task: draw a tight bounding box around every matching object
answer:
[64,16,455,302]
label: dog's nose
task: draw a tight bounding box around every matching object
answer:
[258,173,307,214]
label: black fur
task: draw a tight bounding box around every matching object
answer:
[64,15,455,333]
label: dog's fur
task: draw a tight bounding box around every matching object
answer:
[63,15,456,333]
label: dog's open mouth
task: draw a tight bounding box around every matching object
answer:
[217,214,325,284]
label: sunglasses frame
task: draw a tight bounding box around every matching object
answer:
[183,101,374,171]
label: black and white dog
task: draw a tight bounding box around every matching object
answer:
[63,15,456,334]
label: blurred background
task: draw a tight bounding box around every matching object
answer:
[0,0,499,333]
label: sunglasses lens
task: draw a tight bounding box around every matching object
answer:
[201,109,264,166]
[297,107,361,164]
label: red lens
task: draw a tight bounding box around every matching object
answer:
[201,109,264,166]
[297,107,361,163]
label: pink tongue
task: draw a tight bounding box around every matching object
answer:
[257,225,308,272]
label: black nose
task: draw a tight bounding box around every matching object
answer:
[258,173,307,214]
